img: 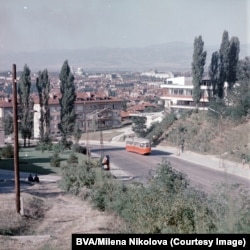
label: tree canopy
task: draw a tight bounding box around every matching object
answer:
[18,64,33,147]
[58,60,77,144]
[191,35,207,109]
[36,69,51,142]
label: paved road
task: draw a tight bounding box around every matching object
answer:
[90,140,250,193]
[1,139,249,194]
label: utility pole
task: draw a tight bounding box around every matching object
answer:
[12,64,21,214]
[100,127,104,159]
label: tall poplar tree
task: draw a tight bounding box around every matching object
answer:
[18,64,33,147]
[218,30,230,99]
[191,35,207,110]
[58,60,76,145]
[208,51,219,98]
[36,69,51,142]
[227,36,240,90]
[231,56,250,118]
[3,114,13,136]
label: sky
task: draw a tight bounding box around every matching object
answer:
[0,0,249,53]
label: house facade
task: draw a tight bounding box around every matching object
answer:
[0,92,123,139]
[160,76,213,111]
[33,92,123,138]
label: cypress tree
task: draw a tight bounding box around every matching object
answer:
[36,69,51,142]
[208,51,220,98]
[58,60,76,145]
[191,35,207,110]
[18,64,33,147]
[218,30,230,99]
[4,114,13,136]
[227,36,240,90]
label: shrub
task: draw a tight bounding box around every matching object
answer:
[72,143,91,155]
[60,156,250,234]
[1,144,14,158]
[60,159,101,196]
[67,153,78,164]
[35,140,53,152]
[53,142,65,153]
[90,172,123,211]
[50,152,60,167]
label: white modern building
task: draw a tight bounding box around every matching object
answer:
[160,76,213,111]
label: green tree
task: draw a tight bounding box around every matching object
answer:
[73,122,82,143]
[227,36,240,90]
[18,64,33,147]
[132,116,147,137]
[208,51,220,98]
[58,60,76,145]
[238,57,250,81]
[228,57,250,119]
[218,30,230,99]
[36,69,51,142]
[191,35,207,110]
[3,114,13,136]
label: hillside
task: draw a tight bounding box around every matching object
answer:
[158,111,250,164]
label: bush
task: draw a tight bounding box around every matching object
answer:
[60,159,101,196]
[50,152,60,167]
[53,142,65,153]
[72,143,91,155]
[60,138,73,150]
[60,156,250,233]
[1,144,14,158]
[67,153,78,164]
[35,140,53,152]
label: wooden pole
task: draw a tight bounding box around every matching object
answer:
[12,64,20,214]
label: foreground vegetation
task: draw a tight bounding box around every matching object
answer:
[60,156,250,233]
[1,142,250,236]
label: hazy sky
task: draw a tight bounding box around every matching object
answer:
[0,0,249,52]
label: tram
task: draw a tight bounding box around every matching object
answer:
[125,137,151,155]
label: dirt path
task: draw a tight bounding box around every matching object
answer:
[0,177,123,250]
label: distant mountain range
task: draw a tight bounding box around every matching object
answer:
[0,42,249,72]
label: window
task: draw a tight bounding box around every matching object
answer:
[50,107,56,112]
[178,89,183,95]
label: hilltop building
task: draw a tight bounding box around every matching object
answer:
[160,76,213,111]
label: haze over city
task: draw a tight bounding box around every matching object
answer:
[0,0,249,71]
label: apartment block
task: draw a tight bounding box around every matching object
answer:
[0,92,123,140]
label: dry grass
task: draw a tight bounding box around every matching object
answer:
[0,179,123,250]
[160,112,250,163]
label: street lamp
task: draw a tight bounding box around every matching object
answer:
[208,107,223,168]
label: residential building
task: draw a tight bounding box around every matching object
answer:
[33,92,123,138]
[160,76,213,111]
[0,92,123,140]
